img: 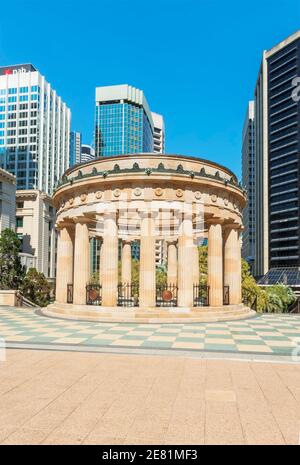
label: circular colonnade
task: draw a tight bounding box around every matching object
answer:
[44,154,255,322]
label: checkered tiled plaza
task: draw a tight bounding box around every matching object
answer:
[1,307,300,357]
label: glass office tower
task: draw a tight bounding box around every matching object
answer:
[94,84,154,157]
[250,30,300,287]
[242,101,255,272]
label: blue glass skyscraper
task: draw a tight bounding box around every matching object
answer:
[94,84,154,157]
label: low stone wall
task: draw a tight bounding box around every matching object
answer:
[0,290,20,307]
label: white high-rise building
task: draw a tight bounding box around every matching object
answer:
[81,144,95,163]
[0,64,71,195]
[69,131,82,166]
[151,112,165,153]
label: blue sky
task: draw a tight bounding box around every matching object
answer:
[0,0,299,178]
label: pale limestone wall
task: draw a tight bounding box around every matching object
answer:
[16,190,56,278]
[0,168,16,232]
[0,290,18,306]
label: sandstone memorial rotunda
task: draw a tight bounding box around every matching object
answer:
[44,154,255,322]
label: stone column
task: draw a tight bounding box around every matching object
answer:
[55,224,74,303]
[167,240,177,286]
[193,243,200,285]
[101,210,118,306]
[207,220,223,306]
[73,218,90,305]
[177,211,194,307]
[99,239,104,285]
[121,240,132,285]
[236,229,242,304]
[224,225,241,305]
[139,211,156,307]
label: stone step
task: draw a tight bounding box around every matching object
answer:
[42,304,256,324]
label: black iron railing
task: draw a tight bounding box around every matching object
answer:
[193,284,209,307]
[86,284,102,305]
[117,283,139,307]
[243,294,257,312]
[223,286,230,305]
[288,297,300,314]
[67,284,73,303]
[156,284,178,307]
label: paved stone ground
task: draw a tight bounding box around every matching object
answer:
[0,348,300,445]
[1,307,300,357]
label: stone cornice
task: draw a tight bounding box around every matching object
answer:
[54,160,246,198]
[63,153,239,180]
[0,167,16,184]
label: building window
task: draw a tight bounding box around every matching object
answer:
[16,217,23,228]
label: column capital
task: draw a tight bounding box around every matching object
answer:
[73,215,91,225]
[165,238,177,245]
[206,217,225,226]
[120,237,134,244]
[56,219,75,231]
[102,206,118,216]
[223,222,242,231]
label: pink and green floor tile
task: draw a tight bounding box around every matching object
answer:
[0,306,300,356]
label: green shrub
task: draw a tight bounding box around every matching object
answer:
[21,268,51,307]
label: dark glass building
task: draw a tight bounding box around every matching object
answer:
[252,30,300,286]
[242,101,255,272]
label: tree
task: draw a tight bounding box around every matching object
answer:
[90,271,99,284]
[130,259,140,285]
[0,228,24,290]
[265,284,295,313]
[198,245,208,285]
[265,291,283,313]
[241,259,260,304]
[21,268,51,307]
[156,266,167,286]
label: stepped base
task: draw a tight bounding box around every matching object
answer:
[42,302,256,323]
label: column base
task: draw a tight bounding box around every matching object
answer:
[42,302,256,324]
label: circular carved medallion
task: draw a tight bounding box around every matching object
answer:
[194,191,201,200]
[224,198,229,206]
[162,289,173,302]
[113,189,121,197]
[211,194,217,203]
[155,187,163,197]
[134,187,142,196]
[176,189,183,198]
[80,193,87,202]
[95,191,102,199]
